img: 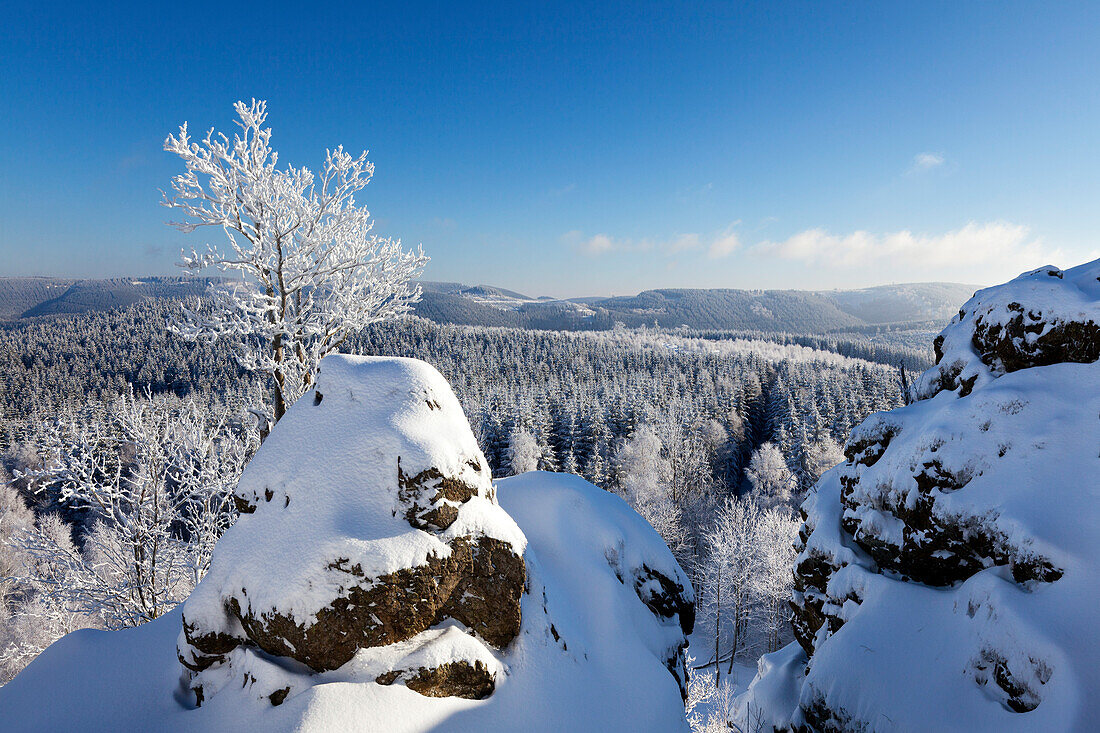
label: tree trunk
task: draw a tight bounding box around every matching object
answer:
[715,569,722,684]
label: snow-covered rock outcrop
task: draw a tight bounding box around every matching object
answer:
[736,260,1100,732]
[0,355,694,731]
[178,356,527,705]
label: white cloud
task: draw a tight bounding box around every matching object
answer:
[708,227,741,259]
[567,224,740,259]
[562,231,630,255]
[581,233,617,255]
[667,233,702,254]
[909,151,945,173]
[751,221,1066,283]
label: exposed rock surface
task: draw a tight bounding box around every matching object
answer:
[377,660,496,700]
[737,260,1100,732]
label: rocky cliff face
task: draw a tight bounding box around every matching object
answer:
[737,261,1100,732]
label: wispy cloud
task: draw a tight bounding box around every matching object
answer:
[707,224,741,259]
[667,233,702,254]
[563,231,628,255]
[908,151,946,174]
[751,221,1066,282]
[675,182,714,203]
[565,224,741,259]
[549,182,577,197]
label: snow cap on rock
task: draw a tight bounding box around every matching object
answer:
[916,260,1100,400]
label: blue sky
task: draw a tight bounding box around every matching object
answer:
[1,1,1098,297]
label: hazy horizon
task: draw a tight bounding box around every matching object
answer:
[0,269,997,302]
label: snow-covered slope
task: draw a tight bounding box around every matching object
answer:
[735,260,1100,732]
[0,355,693,731]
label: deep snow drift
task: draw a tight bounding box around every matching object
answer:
[735,261,1100,732]
[0,355,694,731]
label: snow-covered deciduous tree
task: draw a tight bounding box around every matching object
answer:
[615,425,685,552]
[803,436,845,489]
[749,507,799,652]
[699,496,761,680]
[13,393,254,629]
[0,484,33,613]
[506,428,540,475]
[0,512,96,683]
[744,442,796,508]
[164,100,428,425]
[696,494,799,680]
[655,402,715,503]
[685,658,739,733]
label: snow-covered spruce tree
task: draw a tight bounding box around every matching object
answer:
[163,100,428,426]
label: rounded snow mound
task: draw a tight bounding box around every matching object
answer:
[736,258,1100,732]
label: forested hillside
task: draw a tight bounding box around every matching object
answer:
[819,281,979,324]
[0,277,230,320]
[0,277,975,333]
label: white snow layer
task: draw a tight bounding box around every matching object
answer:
[735,259,1100,732]
[0,356,692,732]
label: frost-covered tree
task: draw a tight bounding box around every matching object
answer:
[803,435,845,490]
[0,483,34,613]
[13,393,254,629]
[744,442,796,508]
[0,513,96,683]
[750,507,799,652]
[698,496,761,680]
[164,100,428,424]
[506,428,540,475]
[686,665,739,733]
[615,425,684,552]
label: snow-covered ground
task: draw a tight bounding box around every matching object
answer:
[0,475,693,732]
[570,327,897,370]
